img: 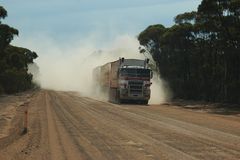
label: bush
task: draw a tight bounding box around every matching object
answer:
[0,69,32,94]
[0,84,4,94]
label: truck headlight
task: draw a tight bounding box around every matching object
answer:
[119,80,128,89]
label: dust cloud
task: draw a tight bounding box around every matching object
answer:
[27,35,171,104]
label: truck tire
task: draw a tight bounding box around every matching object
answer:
[116,90,122,104]
[142,100,148,105]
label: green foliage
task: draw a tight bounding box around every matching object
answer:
[0,6,38,94]
[138,24,167,68]
[138,0,240,104]
[174,11,197,24]
[0,6,7,22]
[0,24,19,51]
[0,84,3,94]
[0,69,33,94]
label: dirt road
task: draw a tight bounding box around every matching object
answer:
[0,90,240,160]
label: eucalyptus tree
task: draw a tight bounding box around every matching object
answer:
[0,6,18,52]
[0,6,38,94]
[196,0,240,102]
[138,0,240,103]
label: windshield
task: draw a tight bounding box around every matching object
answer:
[120,68,151,78]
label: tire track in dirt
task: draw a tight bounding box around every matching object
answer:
[53,92,198,160]
[58,92,240,160]
[1,90,240,160]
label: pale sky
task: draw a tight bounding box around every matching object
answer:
[0,0,202,92]
[1,0,201,44]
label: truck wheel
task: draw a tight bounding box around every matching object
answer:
[142,100,148,105]
[116,90,121,104]
[118,99,122,104]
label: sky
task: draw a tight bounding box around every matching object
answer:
[0,0,201,47]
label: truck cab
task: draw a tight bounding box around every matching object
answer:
[117,58,152,104]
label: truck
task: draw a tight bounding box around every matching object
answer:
[93,58,153,104]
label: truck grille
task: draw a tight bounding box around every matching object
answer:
[129,81,143,94]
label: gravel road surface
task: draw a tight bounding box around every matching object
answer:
[0,90,240,160]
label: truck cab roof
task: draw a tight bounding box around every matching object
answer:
[120,59,149,69]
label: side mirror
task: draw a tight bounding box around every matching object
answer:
[146,58,149,64]
[150,71,153,79]
[119,57,125,64]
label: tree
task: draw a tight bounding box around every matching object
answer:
[0,6,18,52]
[138,0,240,104]
[0,6,38,94]
[0,6,7,21]
[138,24,167,67]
